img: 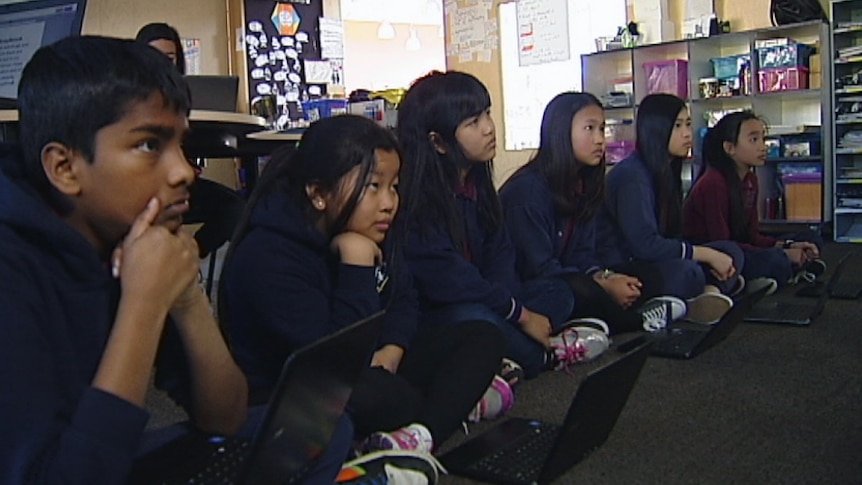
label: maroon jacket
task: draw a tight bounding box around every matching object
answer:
[683,167,777,250]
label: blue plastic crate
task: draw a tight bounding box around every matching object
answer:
[710,54,750,80]
[302,99,348,122]
[756,43,813,70]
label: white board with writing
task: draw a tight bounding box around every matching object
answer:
[499,0,626,150]
[516,0,570,67]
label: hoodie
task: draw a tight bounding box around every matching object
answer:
[222,189,418,404]
[0,146,192,485]
[499,165,602,281]
[596,152,694,266]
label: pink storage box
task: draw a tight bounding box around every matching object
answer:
[758,66,809,93]
[642,59,689,99]
[605,141,635,165]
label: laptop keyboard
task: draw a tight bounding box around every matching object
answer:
[651,328,704,354]
[830,281,862,299]
[155,439,250,485]
[467,423,561,482]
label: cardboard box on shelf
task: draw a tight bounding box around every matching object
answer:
[783,173,822,221]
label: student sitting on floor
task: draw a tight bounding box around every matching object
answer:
[396,71,610,380]
[500,92,686,334]
[219,114,506,461]
[596,93,745,324]
[683,110,825,291]
[0,36,251,484]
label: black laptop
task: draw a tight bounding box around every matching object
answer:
[130,312,385,485]
[651,284,770,359]
[185,75,240,112]
[439,337,652,485]
[745,252,852,326]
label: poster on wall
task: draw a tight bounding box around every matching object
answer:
[243,0,322,128]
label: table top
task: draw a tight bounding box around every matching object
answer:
[246,129,304,142]
[0,109,267,130]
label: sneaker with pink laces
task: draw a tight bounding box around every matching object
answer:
[549,319,610,371]
[467,375,515,423]
[363,423,434,454]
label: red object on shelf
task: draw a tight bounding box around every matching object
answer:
[757,66,809,93]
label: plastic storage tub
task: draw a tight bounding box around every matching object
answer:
[642,59,688,99]
[756,43,813,69]
[302,99,348,122]
[605,141,635,165]
[710,54,750,79]
[758,66,809,93]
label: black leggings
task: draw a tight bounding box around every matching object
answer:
[347,319,505,446]
[564,262,667,335]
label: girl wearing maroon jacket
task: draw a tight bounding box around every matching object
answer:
[684,110,825,289]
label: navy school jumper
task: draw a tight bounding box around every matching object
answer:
[596,152,744,298]
[222,189,503,442]
[500,165,653,333]
[403,181,574,378]
[498,165,601,281]
[222,189,417,402]
[0,148,196,485]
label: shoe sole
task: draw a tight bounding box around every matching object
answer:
[685,293,733,325]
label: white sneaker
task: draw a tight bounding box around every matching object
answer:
[363,423,434,454]
[746,277,778,296]
[549,319,610,370]
[685,292,733,325]
[637,296,687,332]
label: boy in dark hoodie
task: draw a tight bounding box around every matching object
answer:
[0,36,254,484]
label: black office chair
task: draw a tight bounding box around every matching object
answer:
[184,178,246,298]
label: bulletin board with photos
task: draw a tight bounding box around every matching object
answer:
[243,0,330,128]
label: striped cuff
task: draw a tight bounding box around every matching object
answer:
[506,298,524,324]
[681,242,693,260]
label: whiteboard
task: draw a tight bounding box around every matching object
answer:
[516,0,570,67]
[499,0,626,150]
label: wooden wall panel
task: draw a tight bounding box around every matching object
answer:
[81,0,230,75]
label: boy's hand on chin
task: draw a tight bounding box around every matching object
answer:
[114,198,199,314]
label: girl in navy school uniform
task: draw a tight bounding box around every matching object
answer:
[219,115,506,456]
[596,93,745,325]
[500,92,686,334]
[397,71,610,380]
[683,110,824,290]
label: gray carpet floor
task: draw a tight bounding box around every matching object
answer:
[146,243,862,484]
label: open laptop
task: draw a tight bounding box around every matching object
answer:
[745,252,852,326]
[130,312,385,485]
[185,75,240,112]
[439,337,652,485]
[651,284,770,359]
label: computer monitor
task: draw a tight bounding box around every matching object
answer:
[0,0,87,99]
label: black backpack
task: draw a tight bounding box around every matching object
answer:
[770,0,828,26]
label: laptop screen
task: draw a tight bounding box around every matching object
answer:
[0,0,87,99]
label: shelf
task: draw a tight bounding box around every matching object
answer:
[835,148,862,155]
[767,156,821,163]
[834,25,862,34]
[761,219,822,225]
[691,95,751,104]
[835,208,862,214]
[835,56,862,64]
[835,237,862,243]
[835,86,862,94]
[836,119,862,124]
[837,178,862,183]
[753,89,821,100]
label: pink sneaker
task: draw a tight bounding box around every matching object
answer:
[467,375,515,423]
